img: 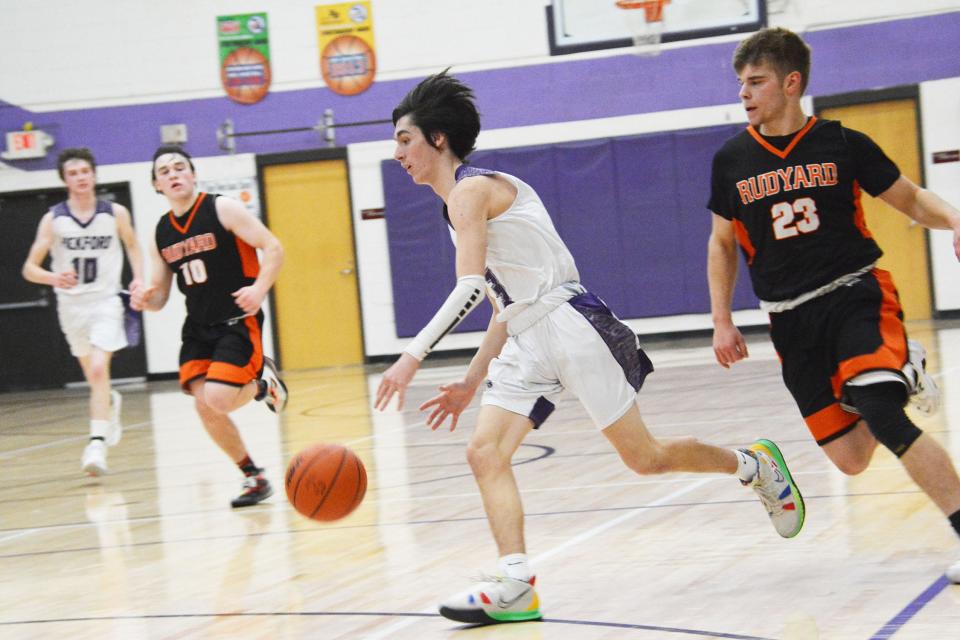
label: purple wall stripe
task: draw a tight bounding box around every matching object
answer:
[1,13,958,172]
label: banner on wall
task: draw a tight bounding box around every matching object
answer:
[315,2,377,96]
[217,13,272,105]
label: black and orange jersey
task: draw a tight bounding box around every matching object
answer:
[708,117,899,301]
[154,192,260,324]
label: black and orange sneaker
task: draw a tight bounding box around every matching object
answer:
[231,472,273,508]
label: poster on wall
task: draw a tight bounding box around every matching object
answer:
[217,13,272,105]
[315,2,377,96]
[198,178,261,219]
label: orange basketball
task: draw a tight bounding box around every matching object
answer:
[221,47,271,104]
[285,443,367,521]
[321,35,376,96]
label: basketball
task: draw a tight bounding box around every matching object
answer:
[285,443,367,521]
[320,35,376,96]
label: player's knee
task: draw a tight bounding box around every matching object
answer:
[845,382,921,458]
[466,439,508,477]
[619,445,670,476]
[85,361,109,385]
[831,453,872,476]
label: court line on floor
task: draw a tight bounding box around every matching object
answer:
[868,575,952,640]
[365,477,715,639]
[0,420,152,460]
[0,610,776,639]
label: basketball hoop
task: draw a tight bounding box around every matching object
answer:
[615,0,670,56]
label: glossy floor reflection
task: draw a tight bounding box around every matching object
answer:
[2,321,960,639]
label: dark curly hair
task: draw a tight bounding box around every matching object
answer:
[392,69,481,161]
[733,27,811,94]
[57,147,96,180]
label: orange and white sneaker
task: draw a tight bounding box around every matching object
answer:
[904,340,940,417]
[259,357,288,414]
[439,575,541,625]
[741,439,805,538]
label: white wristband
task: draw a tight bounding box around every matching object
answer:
[404,274,486,361]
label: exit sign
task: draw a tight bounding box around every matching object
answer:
[2,130,54,160]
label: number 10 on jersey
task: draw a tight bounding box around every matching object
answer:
[179,258,208,285]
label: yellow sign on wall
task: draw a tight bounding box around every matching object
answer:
[315,2,376,96]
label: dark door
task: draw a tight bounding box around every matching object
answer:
[0,182,147,391]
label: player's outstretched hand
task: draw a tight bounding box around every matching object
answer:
[713,322,749,369]
[419,381,478,432]
[375,352,420,411]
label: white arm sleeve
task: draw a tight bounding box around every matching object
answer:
[404,274,486,361]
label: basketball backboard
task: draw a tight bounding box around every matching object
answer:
[547,0,767,55]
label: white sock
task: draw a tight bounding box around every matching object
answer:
[734,449,759,483]
[90,419,110,440]
[498,553,531,582]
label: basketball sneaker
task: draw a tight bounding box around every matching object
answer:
[260,357,288,414]
[741,439,805,538]
[231,471,273,508]
[439,574,541,625]
[81,439,108,476]
[946,558,960,584]
[904,339,940,417]
[106,389,123,447]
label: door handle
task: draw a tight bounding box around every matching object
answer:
[0,297,50,311]
[340,268,354,275]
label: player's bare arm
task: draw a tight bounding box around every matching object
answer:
[375,178,492,413]
[113,203,145,292]
[132,238,173,311]
[878,175,960,259]
[22,212,78,289]
[707,212,749,368]
[216,196,284,315]
[420,293,507,431]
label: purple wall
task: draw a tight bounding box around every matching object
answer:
[2,13,958,171]
[384,126,758,337]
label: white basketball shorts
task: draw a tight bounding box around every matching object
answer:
[57,294,127,357]
[482,291,653,430]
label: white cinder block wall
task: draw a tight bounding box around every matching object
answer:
[1,0,958,372]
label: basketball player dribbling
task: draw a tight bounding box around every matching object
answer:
[375,71,805,625]
[132,145,288,508]
[22,147,144,476]
[707,27,960,582]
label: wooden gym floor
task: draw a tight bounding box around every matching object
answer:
[1,321,959,640]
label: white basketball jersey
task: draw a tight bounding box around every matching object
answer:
[49,200,124,300]
[450,168,580,328]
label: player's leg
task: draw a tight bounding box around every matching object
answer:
[180,318,272,508]
[439,404,541,625]
[188,378,273,508]
[835,270,960,580]
[203,314,287,415]
[558,296,803,538]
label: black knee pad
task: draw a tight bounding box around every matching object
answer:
[845,382,922,457]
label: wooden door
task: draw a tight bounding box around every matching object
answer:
[820,99,930,320]
[262,160,363,369]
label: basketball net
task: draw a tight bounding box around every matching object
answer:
[615,0,670,57]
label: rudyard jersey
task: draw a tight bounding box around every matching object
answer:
[708,117,899,301]
[49,199,123,300]
[154,193,260,324]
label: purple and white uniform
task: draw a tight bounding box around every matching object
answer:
[49,200,126,356]
[452,166,652,429]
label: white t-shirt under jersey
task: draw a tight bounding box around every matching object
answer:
[49,199,124,301]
